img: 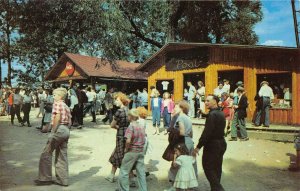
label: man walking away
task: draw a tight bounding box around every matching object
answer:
[193,95,226,191]
[254,81,274,127]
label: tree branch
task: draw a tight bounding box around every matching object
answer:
[119,4,163,48]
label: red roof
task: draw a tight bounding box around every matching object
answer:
[45,53,147,81]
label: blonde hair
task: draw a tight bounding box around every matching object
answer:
[115,92,130,106]
[128,108,139,121]
[136,107,148,119]
[163,92,170,99]
[53,88,68,99]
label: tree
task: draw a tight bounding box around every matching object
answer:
[0,0,21,86]
[167,1,262,44]
[15,0,263,85]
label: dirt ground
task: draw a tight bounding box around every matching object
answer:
[0,108,300,191]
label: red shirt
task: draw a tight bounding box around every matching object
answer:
[51,100,71,126]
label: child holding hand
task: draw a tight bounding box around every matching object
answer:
[171,143,198,191]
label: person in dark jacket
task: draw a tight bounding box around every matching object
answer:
[192,94,226,191]
[229,87,249,141]
[75,86,87,128]
[252,93,263,125]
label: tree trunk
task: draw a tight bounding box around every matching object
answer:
[6,27,11,87]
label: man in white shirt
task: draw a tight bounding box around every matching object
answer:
[214,82,225,98]
[223,79,230,94]
[187,81,196,118]
[84,87,97,122]
[196,81,205,118]
[254,81,274,127]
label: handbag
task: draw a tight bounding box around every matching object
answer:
[162,144,174,161]
[162,123,184,162]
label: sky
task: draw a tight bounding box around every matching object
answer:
[255,0,297,47]
[1,0,298,84]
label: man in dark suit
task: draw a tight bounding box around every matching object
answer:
[229,87,249,141]
[193,94,227,191]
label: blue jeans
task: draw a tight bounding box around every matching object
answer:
[118,152,147,191]
[162,107,171,129]
[152,107,160,127]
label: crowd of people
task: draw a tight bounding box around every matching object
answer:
[1,78,299,191]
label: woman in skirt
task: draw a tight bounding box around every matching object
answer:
[105,92,130,183]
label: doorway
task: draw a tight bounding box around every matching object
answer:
[218,70,244,92]
[183,72,205,91]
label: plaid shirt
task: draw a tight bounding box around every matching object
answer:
[51,100,72,126]
[125,121,146,152]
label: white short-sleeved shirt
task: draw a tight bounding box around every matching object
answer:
[188,85,196,100]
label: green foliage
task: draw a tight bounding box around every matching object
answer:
[0,0,263,86]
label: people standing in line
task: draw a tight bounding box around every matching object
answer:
[102,88,114,124]
[41,89,54,133]
[69,89,79,127]
[254,81,274,128]
[221,92,234,137]
[150,90,162,135]
[165,143,198,191]
[139,88,148,110]
[196,81,205,118]
[229,87,249,141]
[84,87,97,123]
[223,79,230,94]
[36,88,46,118]
[161,92,174,135]
[105,93,130,183]
[11,88,23,126]
[193,95,227,191]
[34,88,71,186]
[116,108,147,191]
[187,81,196,118]
[22,89,33,127]
[214,82,225,98]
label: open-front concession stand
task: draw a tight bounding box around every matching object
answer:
[45,52,147,94]
[137,43,300,125]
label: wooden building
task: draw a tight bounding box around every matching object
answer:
[45,52,147,93]
[137,42,300,125]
